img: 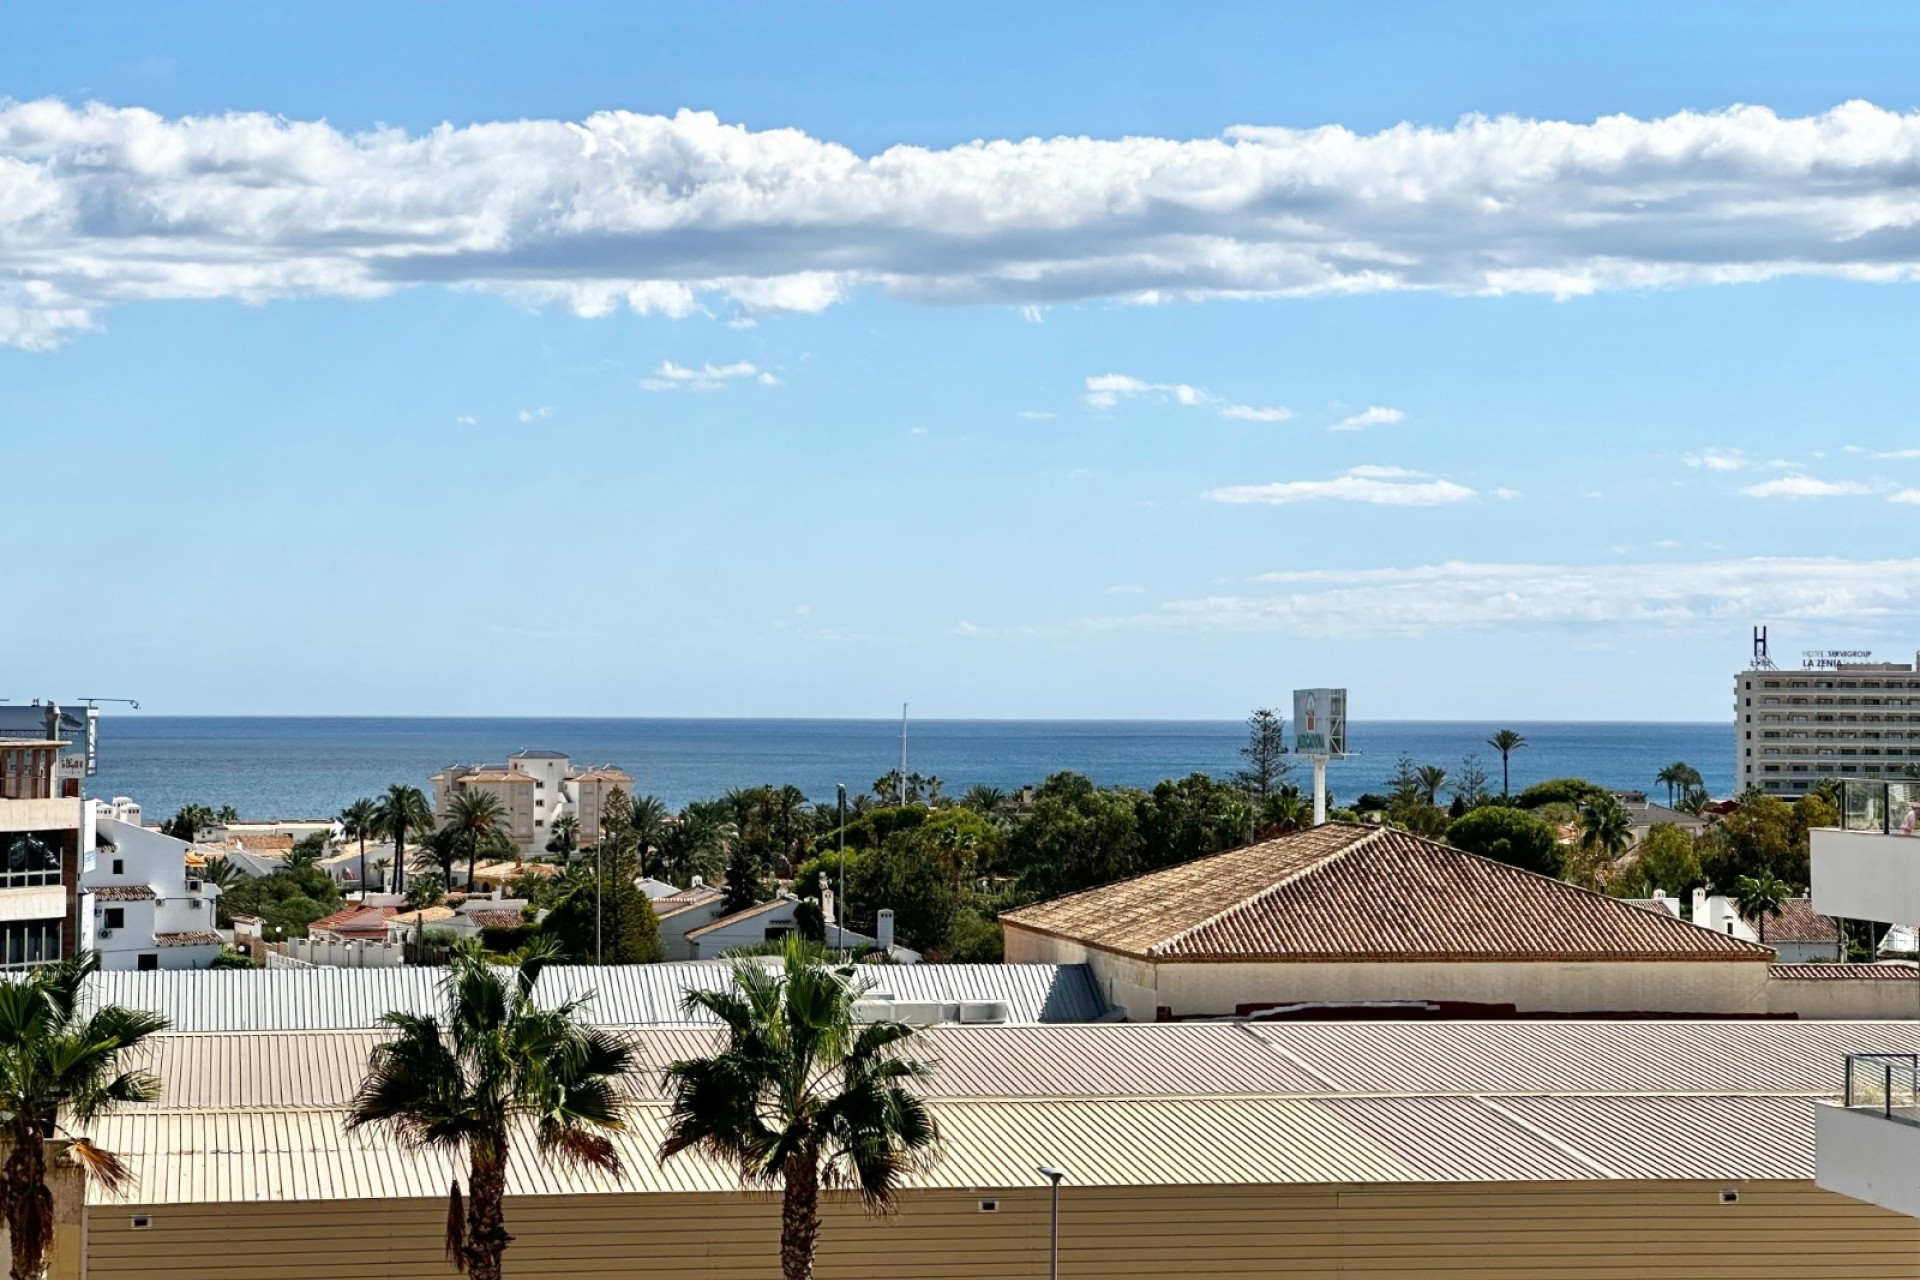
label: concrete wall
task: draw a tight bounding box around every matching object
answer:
[1771,977,1920,1019]
[83,1181,1920,1280]
[1817,1102,1920,1219]
[1813,827,1920,926]
[1004,926,1775,1018]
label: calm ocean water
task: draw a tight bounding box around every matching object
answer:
[82,718,1733,822]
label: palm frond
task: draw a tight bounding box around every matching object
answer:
[65,1136,135,1196]
[445,1178,467,1271]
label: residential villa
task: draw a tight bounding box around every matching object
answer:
[84,814,223,970]
[430,751,634,853]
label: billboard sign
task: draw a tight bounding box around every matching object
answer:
[1802,649,1872,670]
[1293,688,1346,758]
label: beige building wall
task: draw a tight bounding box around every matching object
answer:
[1768,976,1920,1019]
[1004,926,1776,1019]
[83,1181,1920,1279]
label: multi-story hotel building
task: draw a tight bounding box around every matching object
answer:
[430,750,634,853]
[1736,648,1920,797]
[0,703,92,969]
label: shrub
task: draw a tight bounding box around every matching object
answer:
[1444,806,1564,878]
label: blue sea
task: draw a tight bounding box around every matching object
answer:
[82,718,1733,822]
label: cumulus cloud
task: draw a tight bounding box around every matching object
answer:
[455,414,477,425]
[1742,474,1872,498]
[1329,406,1406,432]
[640,359,772,390]
[1205,465,1475,506]
[1845,445,1920,459]
[517,406,554,423]
[1685,447,1750,471]
[1154,557,1920,635]
[1086,373,1289,422]
[19,99,1920,345]
[1892,488,1920,504]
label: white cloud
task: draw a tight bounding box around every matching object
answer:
[24,99,1920,344]
[1205,466,1475,506]
[1329,406,1406,432]
[1493,487,1521,500]
[1156,557,1920,635]
[1685,447,1750,471]
[1086,373,1289,422]
[455,414,477,425]
[1019,410,1058,420]
[1020,304,1045,323]
[1742,474,1871,498]
[641,359,766,391]
[1846,445,1920,459]
[517,406,553,422]
[1891,488,1920,504]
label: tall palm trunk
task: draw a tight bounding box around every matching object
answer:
[462,1147,512,1280]
[4,1132,52,1280]
[358,832,368,892]
[1501,752,1510,797]
[780,1153,822,1280]
[467,836,479,893]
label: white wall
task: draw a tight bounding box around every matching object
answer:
[1816,1102,1920,1217]
[89,817,221,971]
[1813,827,1920,926]
[1768,977,1920,1019]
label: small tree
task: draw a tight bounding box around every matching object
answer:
[660,938,941,1280]
[347,942,634,1280]
[1734,871,1793,943]
[1452,754,1491,809]
[1234,709,1291,800]
[0,954,167,1280]
[1444,806,1564,877]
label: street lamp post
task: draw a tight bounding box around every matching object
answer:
[595,837,603,966]
[836,783,847,959]
[1036,1165,1067,1280]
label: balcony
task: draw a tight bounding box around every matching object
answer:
[1818,1055,1920,1218]
[1810,781,1920,925]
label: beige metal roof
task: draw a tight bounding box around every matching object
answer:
[87,1019,1920,1206]
[1001,822,1774,963]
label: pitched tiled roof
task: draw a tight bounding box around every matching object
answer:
[387,906,456,928]
[155,931,223,947]
[464,909,528,930]
[1000,823,1776,964]
[234,833,295,853]
[306,906,396,937]
[92,884,158,901]
[1746,897,1840,945]
[686,897,790,940]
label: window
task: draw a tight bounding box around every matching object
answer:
[0,920,61,969]
[2,831,63,890]
[112,859,124,875]
[104,907,125,930]
[137,953,158,971]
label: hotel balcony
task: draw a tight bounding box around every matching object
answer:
[1809,780,1920,926]
[1818,1054,1920,1218]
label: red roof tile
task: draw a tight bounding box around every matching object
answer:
[1770,963,1917,981]
[92,885,157,901]
[1002,823,1776,964]
[1746,897,1840,946]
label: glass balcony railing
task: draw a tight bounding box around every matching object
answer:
[1841,780,1920,835]
[1845,1053,1920,1124]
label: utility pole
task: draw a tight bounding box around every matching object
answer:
[836,783,848,959]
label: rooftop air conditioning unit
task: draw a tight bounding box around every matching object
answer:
[186,879,202,892]
[99,928,114,939]
[957,1001,1011,1025]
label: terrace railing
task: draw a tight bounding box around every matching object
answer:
[1845,1053,1920,1124]
[1841,780,1920,836]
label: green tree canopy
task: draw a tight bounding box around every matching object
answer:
[1443,806,1565,878]
[1136,773,1253,869]
[541,843,664,965]
[1512,777,1612,810]
[1005,772,1146,900]
[1625,822,1704,896]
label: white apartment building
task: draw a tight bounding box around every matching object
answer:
[84,813,224,971]
[430,751,634,853]
[0,703,92,970]
[1808,779,1920,1218]
[1736,649,1920,796]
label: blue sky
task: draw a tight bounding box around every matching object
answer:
[7,3,1920,719]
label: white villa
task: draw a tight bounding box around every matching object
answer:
[85,811,223,970]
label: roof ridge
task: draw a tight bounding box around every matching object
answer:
[1147,825,1381,958]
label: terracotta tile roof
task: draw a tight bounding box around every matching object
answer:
[92,884,157,901]
[460,771,534,784]
[387,905,456,928]
[306,906,397,938]
[464,909,529,930]
[1746,897,1839,945]
[1000,823,1776,964]
[1770,962,1918,981]
[154,930,223,947]
[568,768,634,783]
[686,898,790,940]
[234,833,295,853]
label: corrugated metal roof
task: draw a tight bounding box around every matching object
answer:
[83,968,450,1032]
[1002,823,1774,963]
[86,1018,1914,1206]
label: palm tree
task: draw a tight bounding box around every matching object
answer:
[1487,729,1528,798]
[660,939,941,1280]
[1734,871,1793,944]
[545,813,580,858]
[199,857,244,891]
[373,784,434,895]
[960,784,1007,816]
[1258,785,1312,836]
[445,790,509,891]
[1578,796,1634,859]
[0,953,167,1280]
[286,841,323,873]
[629,795,670,877]
[370,857,392,892]
[346,941,634,1280]
[1414,765,1449,807]
[213,804,241,825]
[339,797,379,891]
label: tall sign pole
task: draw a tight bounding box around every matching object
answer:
[1293,688,1347,826]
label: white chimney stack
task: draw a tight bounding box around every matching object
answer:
[877,908,895,953]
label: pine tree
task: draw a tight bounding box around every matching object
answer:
[1234,709,1291,799]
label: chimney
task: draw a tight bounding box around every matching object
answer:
[1692,887,1708,925]
[691,875,704,888]
[877,908,895,952]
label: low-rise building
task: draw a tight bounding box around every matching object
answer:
[83,815,223,970]
[430,751,634,853]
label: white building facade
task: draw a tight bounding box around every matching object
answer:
[430,751,634,853]
[0,704,93,970]
[1737,650,1920,797]
[84,815,223,970]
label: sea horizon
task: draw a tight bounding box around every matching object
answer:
[83,715,1734,823]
